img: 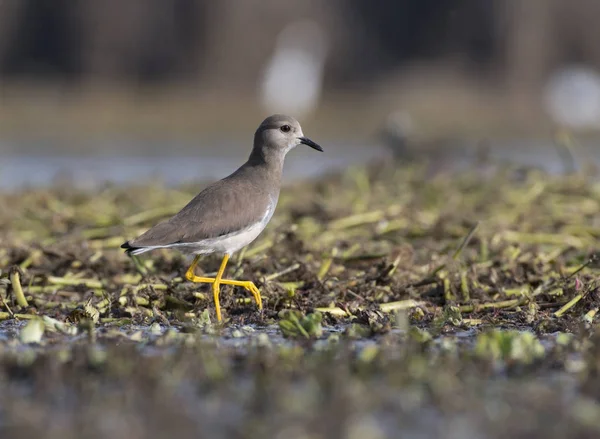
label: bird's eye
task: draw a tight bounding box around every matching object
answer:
[280,125,291,133]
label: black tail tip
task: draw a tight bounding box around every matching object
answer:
[121,241,135,255]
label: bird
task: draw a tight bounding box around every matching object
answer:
[121,114,323,322]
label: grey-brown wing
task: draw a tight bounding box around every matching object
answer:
[126,176,272,248]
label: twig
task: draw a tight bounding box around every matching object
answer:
[452,221,480,260]
[264,263,301,282]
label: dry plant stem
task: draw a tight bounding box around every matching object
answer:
[317,299,425,316]
[452,221,480,260]
[317,255,334,281]
[9,268,28,307]
[566,255,597,279]
[555,294,583,317]
[47,276,103,289]
[264,263,300,281]
[458,298,528,313]
[0,312,35,320]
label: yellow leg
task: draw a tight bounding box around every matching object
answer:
[185,255,202,280]
[185,254,263,320]
[212,254,229,322]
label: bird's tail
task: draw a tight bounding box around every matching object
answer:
[120,241,150,256]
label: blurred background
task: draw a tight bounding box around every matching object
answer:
[2,0,600,187]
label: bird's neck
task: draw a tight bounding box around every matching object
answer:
[241,150,284,192]
[247,147,285,176]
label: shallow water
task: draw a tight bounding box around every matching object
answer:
[2,135,600,189]
[0,139,386,189]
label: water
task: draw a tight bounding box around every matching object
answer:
[0,139,386,189]
[4,136,600,189]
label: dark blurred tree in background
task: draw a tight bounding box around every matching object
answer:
[0,0,597,93]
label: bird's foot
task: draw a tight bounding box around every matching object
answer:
[186,274,263,310]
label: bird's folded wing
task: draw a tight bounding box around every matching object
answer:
[127,178,271,248]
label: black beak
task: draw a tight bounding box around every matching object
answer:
[299,137,323,152]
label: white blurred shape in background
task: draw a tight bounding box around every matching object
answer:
[259,20,329,119]
[544,65,600,130]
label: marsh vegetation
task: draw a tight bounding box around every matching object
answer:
[1,161,600,438]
